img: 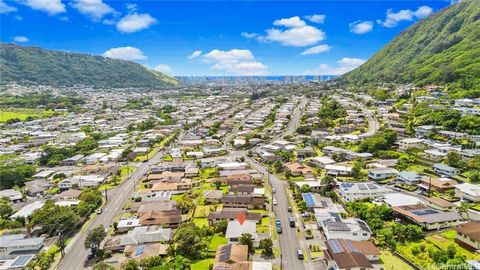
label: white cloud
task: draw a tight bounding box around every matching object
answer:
[377,5,433,28]
[72,0,115,20]
[241,32,258,39]
[187,50,202,60]
[304,57,366,75]
[305,14,326,24]
[126,3,137,12]
[243,16,326,47]
[116,13,157,33]
[349,20,373,34]
[301,44,331,55]
[13,36,29,42]
[414,6,433,18]
[200,49,267,75]
[0,0,17,14]
[19,0,66,15]
[102,46,147,61]
[273,16,306,28]
[153,64,172,74]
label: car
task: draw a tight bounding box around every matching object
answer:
[288,206,292,212]
[87,250,95,260]
[272,188,276,193]
[272,198,278,205]
[276,224,282,234]
[289,217,295,228]
[297,249,304,260]
[96,208,103,214]
[275,219,281,226]
[104,227,109,233]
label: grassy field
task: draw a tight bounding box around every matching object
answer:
[0,108,55,123]
[380,251,413,270]
[193,218,209,228]
[190,259,214,270]
[208,235,227,251]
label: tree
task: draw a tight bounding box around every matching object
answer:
[170,222,207,260]
[444,151,463,168]
[122,259,139,270]
[259,238,273,256]
[0,198,13,218]
[238,233,254,253]
[351,158,365,179]
[214,219,228,234]
[85,225,106,251]
[457,202,472,219]
[30,200,80,237]
[300,184,311,193]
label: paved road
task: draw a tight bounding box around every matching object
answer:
[285,98,308,136]
[334,96,379,138]
[57,150,166,270]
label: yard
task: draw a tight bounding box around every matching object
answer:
[208,235,228,251]
[190,259,214,270]
[0,108,55,123]
[380,251,413,270]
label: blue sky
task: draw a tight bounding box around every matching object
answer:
[1,0,451,76]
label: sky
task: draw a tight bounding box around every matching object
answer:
[0,0,452,76]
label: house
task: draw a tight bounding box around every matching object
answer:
[58,175,105,190]
[425,197,456,211]
[398,138,425,150]
[229,184,257,195]
[221,195,266,210]
[123,243,169,262]
[116,218,141,233]
[137,202,182,228]
[382,193,424,207]
[338,182,393,202]
[32,170,55,180]
[25,180,51,196]
[225,220,259,246]
[393,204,462,230]
[0,234,44,260]
[203,190,223,204]
[0,189,22,203]
[415,125,437,138]
[120,226,172,246]
[455,183,480,202]
[420,176,458,192]
[54,189,82,201]
[367,167,398,180]
[321,218,373,241]
[147,172,185,182]
[395,171,422,185]
[212,244,249,270]
[324,239,383,270]
[454,221,480,251]
[11,202,42,220]
[309,156,336,168]
[283,162,314,177]
[433,163,460,176]
[208,208,262,225]
[133,191,171,203]
[146,179,192,193]
[325,165,353,177]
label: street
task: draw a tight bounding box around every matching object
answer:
[57,150,166,270]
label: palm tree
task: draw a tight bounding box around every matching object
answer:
[457,201,472,219]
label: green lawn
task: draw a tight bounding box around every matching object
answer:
[0,109,55,123]
[441,229,457,240]
[194,205,220,218]
[191,259,214,270]
[208,235,228,251]
[193,218,209,228]
[380,250,413,270]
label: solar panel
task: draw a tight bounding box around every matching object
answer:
[327,222,350,231]
[344,240,360,253]
[329,239,345,254]
[412,209,438,216]
[331,213,342,222]
[12,255,33,266]
[219,244,232,262]
[135,246,145,256]
[357,219,371,232]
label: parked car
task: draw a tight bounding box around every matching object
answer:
[96,208,103,214]
[273,198,278,205]
[289,217,295,228]
[297,249,304,260]
[288,206,292,212]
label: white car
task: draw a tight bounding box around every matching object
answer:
[273,198,278,205]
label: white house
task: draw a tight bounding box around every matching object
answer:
[225,220,259,247]
[398,138,424,150]
[0,235,44,260]
[325,165,353,176]
[367,167,398,181]
[321,218,372,241]
[455,183,480,202]
[395,171,422,185]
[309,156,336,168]
[58,175,105,190]
[433,163,460,176]
[338,182,393,202]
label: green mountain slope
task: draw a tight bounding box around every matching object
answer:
[342,0,480,90]
[0,43,179,88]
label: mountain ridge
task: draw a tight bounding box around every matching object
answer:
[341,0,480,92]
[0,43,179,89]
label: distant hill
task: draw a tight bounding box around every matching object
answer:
[0,43,179,88]
[341,1,480,90]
